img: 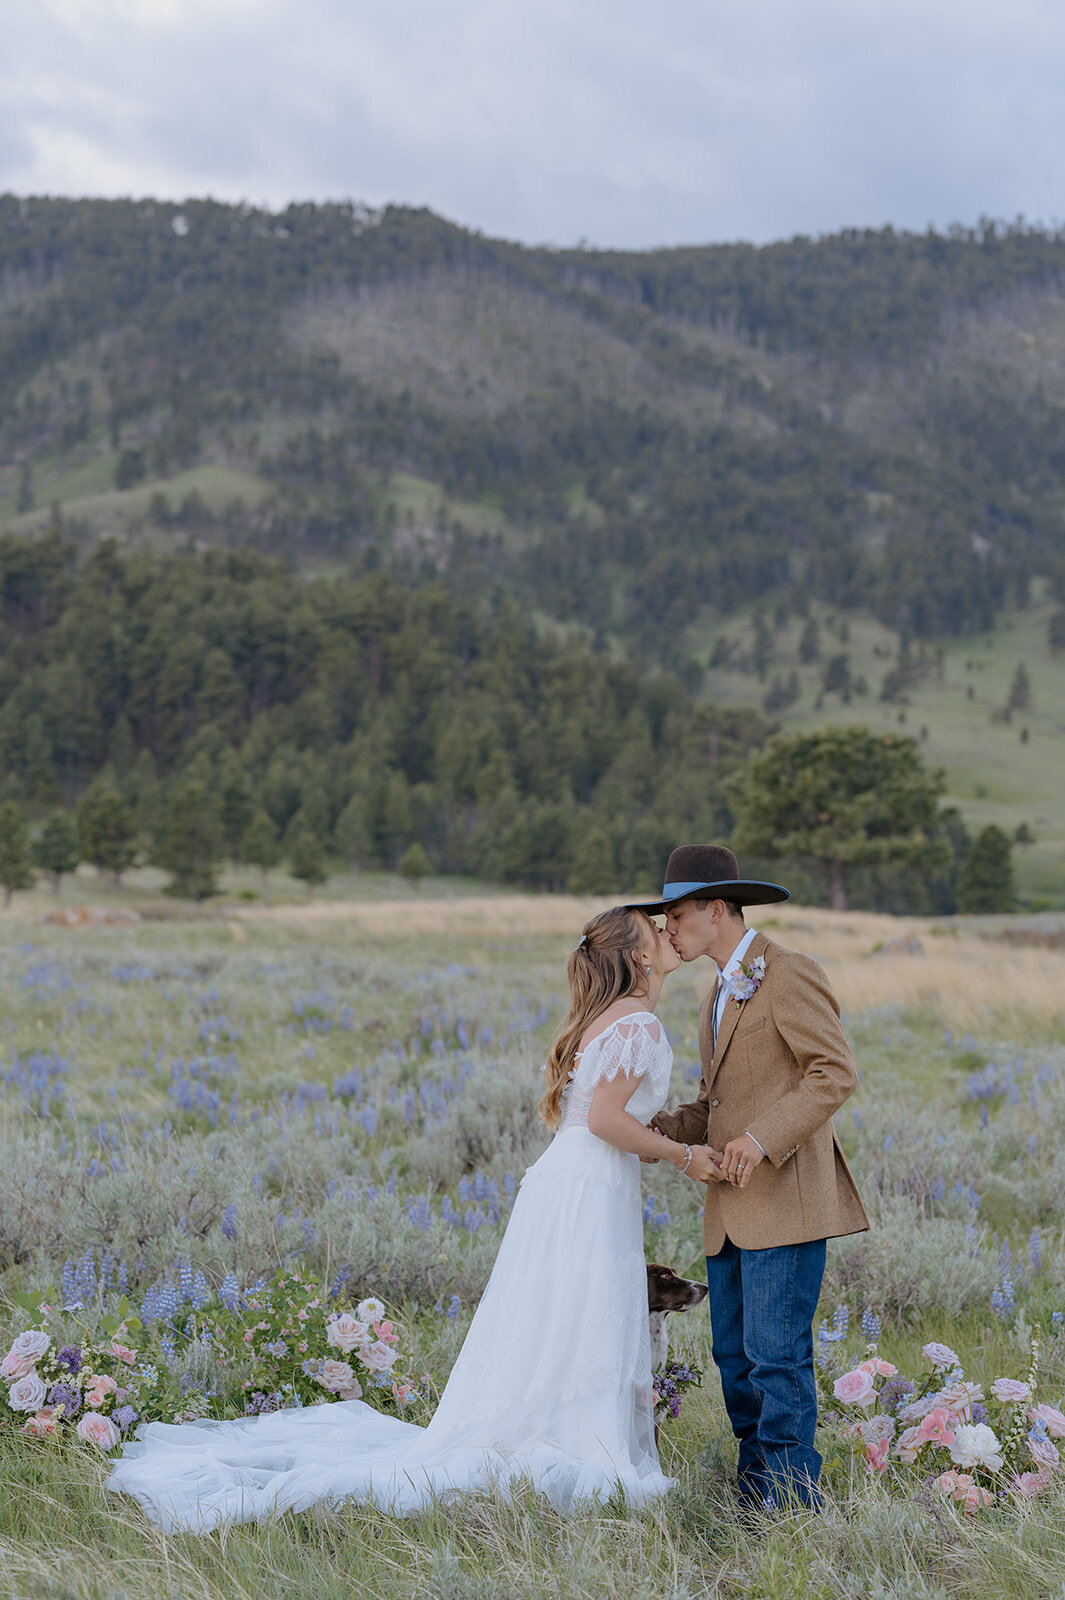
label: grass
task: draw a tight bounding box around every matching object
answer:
[2,462,273,536]
[1,896,1064,1596]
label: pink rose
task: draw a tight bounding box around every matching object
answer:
[898,1394,941,1425]
[337,1382,363,1401]
[107,1342,138,1367]
[4,1330,51,1374]
[1029,1437,1060,1472]
[894,1426,925,1463]
[960,1483,993,1514]
[914,1407,957,1447]
[85,1374,117,1409]
[1031,1403,1065,1439]
[76,1412,120,1450]
[360,1339,398,1375]
[860,1414,897,1445]
[325,1315,367,1355]
[21,1407,58,1438]
[922,1342,959,1371]
[932,1470,962,1496]
[1011,1471,1050,1499]
[8,1373,48,1413]
[317,1360,356,1393]
[991,1378,1031,1403]
[832,1369,876,1407]
[864,1438,890,1472]
[858,1358,897,1378]
[938,1381,982,1422]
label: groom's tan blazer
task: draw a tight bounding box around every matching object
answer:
[652,932,869,1256]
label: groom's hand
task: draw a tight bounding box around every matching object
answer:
[721,1134,765,1189]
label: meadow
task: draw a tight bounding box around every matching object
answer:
[1,891,1065,1599]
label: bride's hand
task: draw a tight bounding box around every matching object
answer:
[684,1145,724,1183]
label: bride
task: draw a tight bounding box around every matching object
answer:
[108,907,716,1530]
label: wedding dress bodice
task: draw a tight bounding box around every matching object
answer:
[558,1011,673,1132]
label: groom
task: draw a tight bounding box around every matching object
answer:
[630,845,868,1511]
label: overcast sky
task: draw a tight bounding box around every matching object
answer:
[3,0,1064,250]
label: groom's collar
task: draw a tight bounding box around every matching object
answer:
[715,926,759,986]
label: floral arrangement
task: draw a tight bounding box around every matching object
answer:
[652,1359,702,1423]
[0,1292,164,1450]
[820,1314,1063,1511]
[1,1271,419,1452]
[726,955,766,1004]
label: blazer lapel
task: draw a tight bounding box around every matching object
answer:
[706,931,771,1088]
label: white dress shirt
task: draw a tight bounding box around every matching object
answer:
[710,926,767,1159]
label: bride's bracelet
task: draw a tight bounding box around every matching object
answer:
[677,1144,693,1175]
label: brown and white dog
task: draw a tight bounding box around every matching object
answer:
[646,1262,708,1373]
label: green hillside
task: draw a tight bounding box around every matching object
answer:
[2,196,1065,904]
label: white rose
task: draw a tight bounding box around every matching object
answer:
[9,1372,48,1413]
[325,1314,367,1354]
[949,1423,1004,1474]
[360,1339,398,1374]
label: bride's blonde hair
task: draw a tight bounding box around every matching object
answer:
[538,906,649,1130]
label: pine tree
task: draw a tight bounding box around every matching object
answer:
[242,810,280,901]
[77,781,137,889]
[0,801,36,906]
[399,841,431,888]
[33,812,80,894]
[1007,663,1032,712]
[153,777,225,900]
[335,797,372,872]
[798,617,821,664]
[290,828,327,892]
[956,825,1017,914]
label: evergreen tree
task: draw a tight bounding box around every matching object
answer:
[77,781,137,889]
[219,758,253,861]
[335,796,372,871]
[956,825,1017,913]
[1007,663,1032,712]
[569,826,616,895]
[1048,609,1065,654]
[153,777,224,900]
[798,617,821,664]
[0,801,35,906]
[289,828,328,892]
[399,841,432,888]
[33,811,80,894]
[242,810,280,900]
[731,727,947,911]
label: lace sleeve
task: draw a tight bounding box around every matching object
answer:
[577,1014,665,1089]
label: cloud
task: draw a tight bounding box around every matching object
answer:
[1,0,1063,247]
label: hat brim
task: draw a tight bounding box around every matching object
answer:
[625,878,791,916]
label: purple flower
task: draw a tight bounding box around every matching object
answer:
[56,1345,83,1374]
[881,1376,917,1412]
[113,1405,138,1431]
[48,1381,81,1416]
[971,1402,990,1427]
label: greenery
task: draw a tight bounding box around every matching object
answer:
[5,198,1065,658]
[0,798,34,905]
[956,824,1018,914]
[731,728,951,911]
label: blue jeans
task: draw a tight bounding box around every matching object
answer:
[705,1237,827,1510]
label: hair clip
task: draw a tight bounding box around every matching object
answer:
[577,933,587,948]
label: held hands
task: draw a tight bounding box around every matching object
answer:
[682,1144,722,1184]
[720,1133,765,1189]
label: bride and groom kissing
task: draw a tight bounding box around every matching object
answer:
[110,843,868,1531]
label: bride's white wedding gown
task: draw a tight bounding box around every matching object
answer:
[108,1013,676,1530]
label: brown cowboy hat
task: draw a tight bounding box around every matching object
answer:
[625,844,790,915]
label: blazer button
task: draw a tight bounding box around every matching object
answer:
[711,1099,720,1107]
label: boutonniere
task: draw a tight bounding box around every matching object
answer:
[725,955,766,1005]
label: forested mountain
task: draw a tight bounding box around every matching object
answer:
[3,196,1065,668]
[0,532,767,893]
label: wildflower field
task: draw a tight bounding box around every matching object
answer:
[2,893,1065,1600]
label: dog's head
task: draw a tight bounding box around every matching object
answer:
[646,1263,708,1314]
